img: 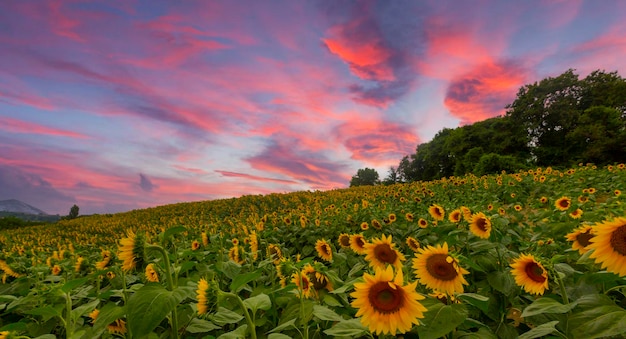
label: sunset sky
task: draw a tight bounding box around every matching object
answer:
[2,0,626,215]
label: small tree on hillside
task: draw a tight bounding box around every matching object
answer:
[68,204,79,219]
[350,168,380,187]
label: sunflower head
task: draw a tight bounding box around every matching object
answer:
[555,197,571,211]
[510,254,548,295]
[428,204,445,221]
[470,212,492,239]
[349,234,368,255]
[51,264,62,276]
[412,243,469,295]
[417,218,429,228]
[569,208,583,219]
[565,225,595,254]
[118,231,147,272]
[303,262,333,292]
[315,239,333,262]
[338,233,351,248]
[448,209,462,223]
[275,257,297,280]
[350,266,427,335]
[145,263,159,282]
[197,277,220,315]
[75,256,89,273]
[364,234,406,270]
[267,244,283,264]
[95,250,114,270]
[406,237,420,252]
[588,217,626,277]
[292,270,312,298]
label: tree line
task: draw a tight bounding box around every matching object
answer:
[351,69,626,186]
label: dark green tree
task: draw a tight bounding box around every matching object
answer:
[68,204,79,219]
[350,168,380,187]
[382,166,399,185]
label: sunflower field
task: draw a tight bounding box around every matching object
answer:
[1,164,626,339]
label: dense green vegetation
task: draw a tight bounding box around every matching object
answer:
[380,69,626,184]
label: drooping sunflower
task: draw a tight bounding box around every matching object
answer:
[469,212,492,239]
[95,250,113,270]
[75,256,88,273]
[201,232,209,246]
[428,204,445,221]
[448,209,462,223]
[88,309,100,324]
[460,206,472,222]
[412,243,469,295]
[350,265,427,336]
[145,263,159,282]
[228,246,244,264]
[291,270,312,299]
[588,217,626,277]
[267,244,283,264]
[338,233,351,248]
[349,233,368,255]
[406,237,420,252]
[303,262,333,293]
[249,231,259,261]
[510,254,548,295]
[364,234,406,270]
[118,230,147,272]
[315,239,333,262]
[565,225,595,254]
[196,278,219,315]
[555,196,571,211]
[107,319,127,335]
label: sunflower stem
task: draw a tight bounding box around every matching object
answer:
[221,291,257,339]
[146,245,179,339]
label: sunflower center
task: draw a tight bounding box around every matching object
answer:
[524,262,546,283]
[609,225,626,256]
[321,244,331,256]
[576,230,594,247]
[339,236,350,247]
[368,281,404,314]
[426,254,458,281]
[374,244,398,264]
[355,237,366,248]
[310,273,328,290]
[476,218,488,232]
[558,200,570,208]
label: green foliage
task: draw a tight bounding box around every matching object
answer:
[349,168,380,187]
[473,153,525,176]
[68,205,80,220]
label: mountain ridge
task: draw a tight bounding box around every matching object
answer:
[0,199,48,215]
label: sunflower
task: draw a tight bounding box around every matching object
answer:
[118,230,147,272]
[412,243,469,295]
[565,225,595,255]
[615,189,621,197]
[371,219,383,230]
[267,244,283,264]
[75,256,88,273]
[588,217,626,277]
[510,254,548,295]
[315,239,333,262]
[569,208,583,219]
[364,234,406,270]
[107,319,127,335]
[406,237,420,252]
[428,204,445,221]
[303,263,333,293]
[448,209,462,223]
[249,231,259,260]
[145,263,159,282]
[469,212,492,239]
[555,196,571,211]
[405,212,414,222]
[201,232,209,246]
[228,246,244,264]
[388,214,397,223]
[350,234,368,254]
[0,331,11,339]
[197,278,219,315]
[540,196,548,204]
[95,250,113,270]
[460,206,472,222]
[338,233,351,248]
[360,222,369,231]
[52,264,62,276]
[88,309,99,324]
[514,205,522,211]
[417,218,428,228]
[291,270,312,298]
[275,257,296,280]
[0,260,21,278]
[350,266,427,335]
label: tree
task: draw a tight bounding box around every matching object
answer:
[382,166,399,185]
[350,168,380,187]
[68,204,79,219]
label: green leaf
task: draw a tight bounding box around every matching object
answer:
[487,271,515,296]
[518,320,559,339]
[268,318,297,334]
[230,269,263,293]
[417,299,468,339]
[82,303,126,339]
[268,333,293,339]
[126,284,187,338]
[33,335,57,339]
[162,225,187,242]
[71,299,100,321]
[61,277,89,293]
[210,306,244,325]
[217,324,247,339]
[458,293,490,313]
[24,304,64,322]
[243,293,271,314]
[323,318,368,337]
[572,310,626,339]
[521,298,577,317]
[313,304,343,322]
[185,318,221,333]
[322,294,343,307]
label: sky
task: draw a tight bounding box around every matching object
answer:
[1,0,626,215]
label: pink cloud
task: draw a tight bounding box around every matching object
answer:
[333,118,419,166]
[444,60,530,124]
[216,170,298,184]
[0,117,89,139]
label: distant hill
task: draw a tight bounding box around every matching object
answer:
[0,199,47,215]
[0,199,61,223]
